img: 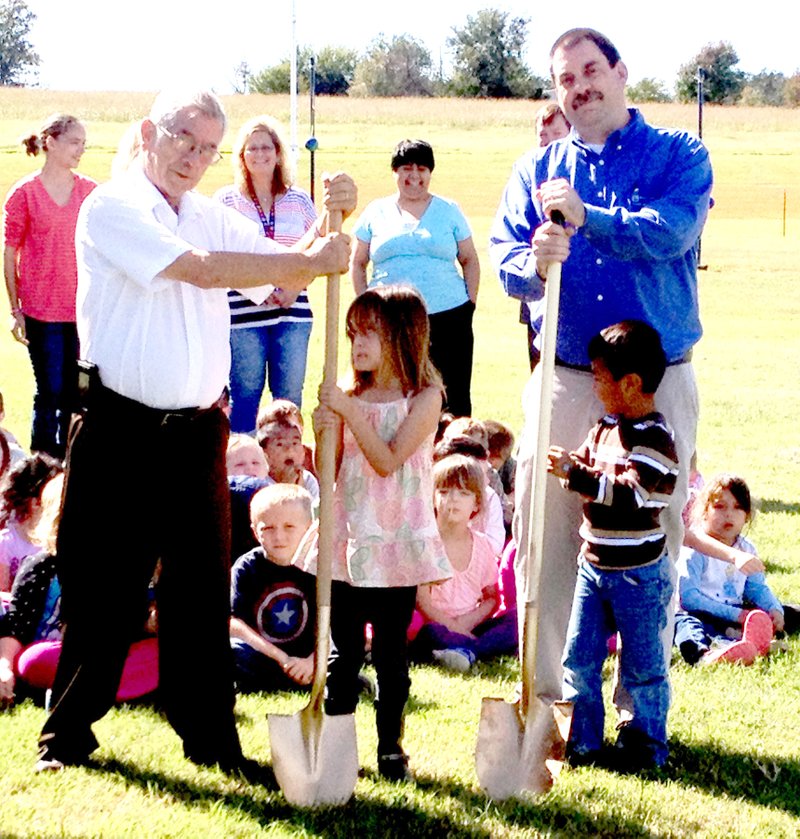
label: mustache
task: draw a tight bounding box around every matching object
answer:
[572,89,603,109]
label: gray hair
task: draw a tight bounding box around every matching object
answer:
[148,89,226,133]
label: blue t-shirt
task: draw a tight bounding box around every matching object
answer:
[354,194,472,314]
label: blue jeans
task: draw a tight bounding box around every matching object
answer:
[228,321,312,433]
[24,317,79,459]
[562,555,673,764]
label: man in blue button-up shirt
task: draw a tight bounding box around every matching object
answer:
[490,28,712,709]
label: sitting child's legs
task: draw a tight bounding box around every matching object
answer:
[231,638,306,694]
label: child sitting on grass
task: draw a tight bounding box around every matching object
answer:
[674,474,783,665]
[433,434,506,554]
[226,433,270,479]
[257,415,319,502]
[1,454,62,594]
[230,484,316,693]
[412,455,516,672]
[256,399,316,478]
[547,320,678,772]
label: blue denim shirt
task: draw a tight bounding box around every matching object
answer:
[489,109,713,366]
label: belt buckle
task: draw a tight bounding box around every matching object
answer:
[160,411,187,428]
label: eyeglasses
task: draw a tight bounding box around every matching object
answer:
[158,125,222,165]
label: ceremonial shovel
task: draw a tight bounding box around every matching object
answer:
[475,213,573,800]
[268,209,359,807]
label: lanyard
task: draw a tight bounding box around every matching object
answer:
[249,189,275,239]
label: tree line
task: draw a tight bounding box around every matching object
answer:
[239,10,546,100]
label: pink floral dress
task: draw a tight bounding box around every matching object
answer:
[299,396,451,588]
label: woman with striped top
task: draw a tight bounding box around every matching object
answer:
[215,116,316,432]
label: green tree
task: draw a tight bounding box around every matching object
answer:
[739,70,786,106]
[626,77,672,103]
[248,45,356,95]
[0,0,40,86]
[675,42,746,104]
[312,45,357,96]
[784,72,800,108]
[447,8,541,98]
[351,34,434,97]
[248,60,292,94]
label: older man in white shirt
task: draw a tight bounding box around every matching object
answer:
[36,90,354,773]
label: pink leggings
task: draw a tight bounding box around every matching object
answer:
[16,637,159,702]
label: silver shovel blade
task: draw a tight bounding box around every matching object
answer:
[476,697,572,801]
[268,708,358,807]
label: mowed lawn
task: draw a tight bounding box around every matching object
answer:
[1,91,799,837]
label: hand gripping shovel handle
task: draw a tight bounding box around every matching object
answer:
[520,210,564,719]
[310,208,343,712]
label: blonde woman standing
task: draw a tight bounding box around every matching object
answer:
[3,115,96,459]
[215,116,316,432]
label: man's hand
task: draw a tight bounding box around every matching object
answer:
[770,608,785,633]
[322,172,357,220]
[307,232,351,277]
[547,445,572,480]
[537,178,586,229]
[532,221,571,280]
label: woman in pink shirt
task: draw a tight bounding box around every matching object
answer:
[3,114,96,459]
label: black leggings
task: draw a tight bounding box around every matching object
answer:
[325,582,417,756]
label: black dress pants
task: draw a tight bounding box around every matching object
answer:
[38,387,241,766]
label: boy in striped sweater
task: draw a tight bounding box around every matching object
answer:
[547,320,678,771]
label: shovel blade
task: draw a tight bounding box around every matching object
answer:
[476,697,573,801]
[268,708,358,807]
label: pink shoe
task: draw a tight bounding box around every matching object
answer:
[742,609,773,656]
[701,639,757,666]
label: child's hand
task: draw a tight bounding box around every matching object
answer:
[770,608,785,633]
[0,659,15,710]
[732,549,765,575]
[284,655,314,685]
[547,446,572,479]
[318,382,350,416]
[312,404,339,434]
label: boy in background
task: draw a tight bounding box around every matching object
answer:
[230,484,316,692]
[547,320,678,772]
[257,416,319,503]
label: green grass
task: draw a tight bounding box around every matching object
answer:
[1,92,799,837]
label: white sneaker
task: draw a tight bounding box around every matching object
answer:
[432,648,473,673]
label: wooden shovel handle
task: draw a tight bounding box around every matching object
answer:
[310,209,343,708]
[521,211,564,716]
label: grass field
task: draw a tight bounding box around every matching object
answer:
[1,91,799,837]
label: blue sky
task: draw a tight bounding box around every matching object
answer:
[29,0,795,92]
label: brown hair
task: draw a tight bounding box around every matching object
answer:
[346,285,442,397]
[432,454,484,514]
[692,474,754,528]
[232,115,293,198]
[21,113,82,157]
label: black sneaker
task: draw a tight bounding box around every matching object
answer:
[378,752,411,782]
[679,639,708,665]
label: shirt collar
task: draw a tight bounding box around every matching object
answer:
[124,163,205,222]
[570,108,644,154]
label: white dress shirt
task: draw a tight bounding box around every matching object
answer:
[76,165,282,409]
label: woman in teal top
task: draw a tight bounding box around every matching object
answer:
[350,140,480,417]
